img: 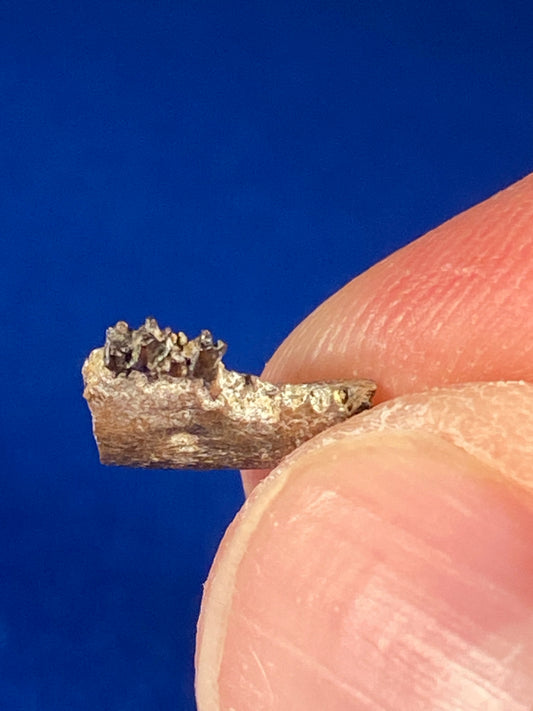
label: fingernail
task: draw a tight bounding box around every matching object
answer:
[197,432,533,710]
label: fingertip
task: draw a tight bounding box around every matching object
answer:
[199,430,533,710]
[241,468,269,498]
[263,173,533,396]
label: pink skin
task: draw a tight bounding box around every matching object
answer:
[196,175,533,710]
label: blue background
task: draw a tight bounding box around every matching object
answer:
[2,1,533,708]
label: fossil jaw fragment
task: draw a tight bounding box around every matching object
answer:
[82,318,376,470]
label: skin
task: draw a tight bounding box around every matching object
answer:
[196,174,533,710]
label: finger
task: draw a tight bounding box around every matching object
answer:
[265,173,533,395]
[196,382,533,711]
[244,173,533,494]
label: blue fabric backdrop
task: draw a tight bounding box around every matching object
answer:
[2,1,533,708]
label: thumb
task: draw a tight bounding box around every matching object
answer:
[196,382,533,710]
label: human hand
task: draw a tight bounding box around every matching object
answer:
[196,174,533,710]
